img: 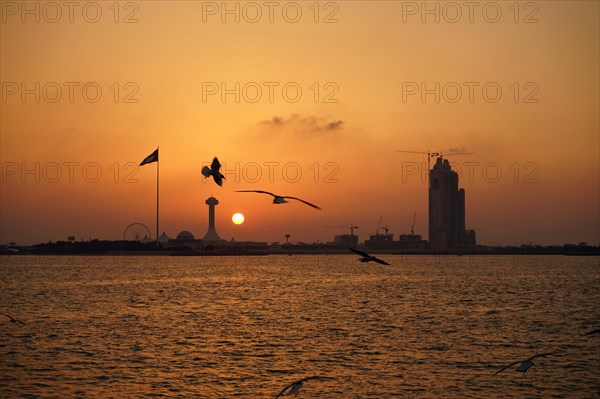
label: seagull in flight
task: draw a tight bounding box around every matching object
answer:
[1,313,25,325]
[274,376,334,398]
[349,248,390,265]
[235,190,321,210]
[202,157,225,186]
[493,353,555,375]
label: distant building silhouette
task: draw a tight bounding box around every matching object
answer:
[429,157,475,250]
[332,234,359,247]
[364,230,395,250]
[158,231,171,244]
[397,232,428,250]
[202,196,223,242]
[176,230,195,240]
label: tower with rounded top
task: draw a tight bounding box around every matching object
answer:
[203,196,222,241]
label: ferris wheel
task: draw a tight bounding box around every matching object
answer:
[123,223,152,242]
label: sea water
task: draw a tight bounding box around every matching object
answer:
[1,255,599,398]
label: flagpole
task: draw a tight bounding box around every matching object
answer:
[156,146,159,248]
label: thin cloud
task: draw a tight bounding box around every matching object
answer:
[259,114,344,133]
[324,120,344,130]
[260,116,285,126]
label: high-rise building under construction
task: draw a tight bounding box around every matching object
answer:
[428,157,475,250]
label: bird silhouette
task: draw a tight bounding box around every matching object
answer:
[493,353,555,375]
[202,157,225,186]
[349,248,390,265]
[1,313,25,325]
[274,376,334,398]
[236,190,321,210]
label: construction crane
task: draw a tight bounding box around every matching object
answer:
[396,149,474,172]
[376,216,383,235]
[326,225,359,235]
[410,212,416,235]
[382,225,389,235]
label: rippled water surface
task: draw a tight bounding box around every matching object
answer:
[1,255,599,398]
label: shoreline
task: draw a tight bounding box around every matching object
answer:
[1,250,598,257]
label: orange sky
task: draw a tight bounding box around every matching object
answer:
[1,1,598,245]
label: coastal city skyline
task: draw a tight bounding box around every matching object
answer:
[3,150,597,249]
[1,2,598,246]
[2,147,598,247]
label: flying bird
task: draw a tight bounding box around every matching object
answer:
[1,313,25,325]
[235,190,321,210]
[202,157,225,186]
[493,353,555,375]
[349,248,390,265]
[274,376,334,398]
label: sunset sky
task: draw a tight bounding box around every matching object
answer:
[1,1,598,246]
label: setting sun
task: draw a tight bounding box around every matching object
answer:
[232,213,245,225]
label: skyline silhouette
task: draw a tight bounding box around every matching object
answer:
[0,151,598,249]
[1,2,598,247]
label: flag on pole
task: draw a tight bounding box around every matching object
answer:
[140,149,158,166]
